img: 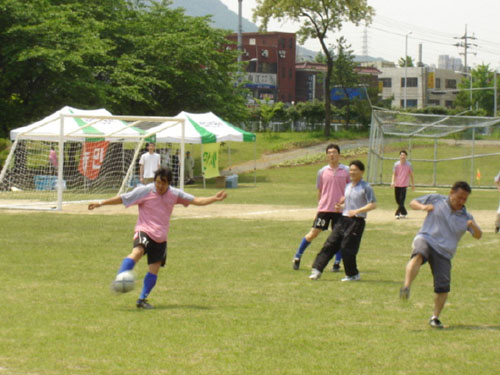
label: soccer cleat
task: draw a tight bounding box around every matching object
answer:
[429,317,443,329]
[399,286,410,300]
[136,299,154,309]
[400,214,407,219]
[496,226,499,234]
[309,268,321,280]
[293,257,301,270]
[395,215,400,220]
[332,263,341,272]
[341,274,361,282]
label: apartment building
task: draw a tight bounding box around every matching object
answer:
[379,67,463,108]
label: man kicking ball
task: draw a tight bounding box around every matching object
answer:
[89,167,227,309]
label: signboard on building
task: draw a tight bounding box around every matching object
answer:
[330,87,366,101]
[245,73,277,89]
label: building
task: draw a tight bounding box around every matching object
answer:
[227,32,296,103]
[438,55,463,71]
[378,67,463,108]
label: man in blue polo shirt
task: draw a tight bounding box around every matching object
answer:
[399,181,482,329]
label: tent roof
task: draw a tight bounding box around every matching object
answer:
[153,111,256,144]
[10,106,148,142]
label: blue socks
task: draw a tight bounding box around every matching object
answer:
[117,257,135,274]
[334,251,342,264]
[139,272,157,300]
[295,237,311,258]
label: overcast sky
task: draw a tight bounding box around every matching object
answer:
[220,0,500,69]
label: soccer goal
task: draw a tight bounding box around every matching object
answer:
[367,109,500,188]
[0,108,186,211]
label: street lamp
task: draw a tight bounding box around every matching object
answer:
[404,31,412,109]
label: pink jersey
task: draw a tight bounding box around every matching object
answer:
[121,184,194,243]
[316,164,350,212]
[393,161,413,187]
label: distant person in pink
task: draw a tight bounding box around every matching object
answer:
[49,146,57,174]
[88,167,227,309]
[391,150,415,219]
[292,144,350,271]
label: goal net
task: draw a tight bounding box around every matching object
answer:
[367,109,500,188]
[0,108,186,210]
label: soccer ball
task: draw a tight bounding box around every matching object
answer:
[112,271,135,293]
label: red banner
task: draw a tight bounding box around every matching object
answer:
[78,141,109,180]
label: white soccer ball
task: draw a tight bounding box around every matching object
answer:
[112,271,135,293]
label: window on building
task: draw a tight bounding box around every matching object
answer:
[445,100,454,108]
[289,38,293,49]
[435,78,441,89]
[401,99,418,108]
[401,77,418,87]
[381,78,392,87]
[289,68,292,79]
[428,99,440,106]
[282,67,286,79]
[445,79,456,89]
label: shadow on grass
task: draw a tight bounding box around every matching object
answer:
[445,324,500,331]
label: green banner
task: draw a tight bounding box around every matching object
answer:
[202,143,220,179]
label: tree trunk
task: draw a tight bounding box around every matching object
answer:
[324,59,333,137]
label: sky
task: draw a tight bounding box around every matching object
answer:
[219,0,500,69]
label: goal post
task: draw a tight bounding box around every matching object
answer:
[367,109,500,188]
[0,111,186,211]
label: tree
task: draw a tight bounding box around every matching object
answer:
[331,38,359,129]
[253,0,374,136]
[455,64,497,116]
[398,56,414,68]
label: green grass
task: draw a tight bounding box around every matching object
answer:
[0,164,499,374]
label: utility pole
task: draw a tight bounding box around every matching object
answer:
[454,24,477,73]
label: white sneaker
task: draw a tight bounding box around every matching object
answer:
[341,274,361,282]
[309,268,322,280]
[400,214,407,219]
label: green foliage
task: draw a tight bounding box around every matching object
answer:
[253,0,374,136]
[455,64,498,116]
[398,55,414,67]
[0,138,11,168]
[0,0,249,137]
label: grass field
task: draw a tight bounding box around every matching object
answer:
[1,160,499,374]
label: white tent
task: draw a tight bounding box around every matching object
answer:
[2,107,185,211]
[152,111,256,144]
[10,106,148,142]
[151,111,256,186]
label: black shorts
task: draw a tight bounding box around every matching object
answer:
[133,232,167,267]
[312,212,342,231]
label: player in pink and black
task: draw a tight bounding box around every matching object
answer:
[88,167,227,309]
[391,150,415,219]
[292,144,350,271]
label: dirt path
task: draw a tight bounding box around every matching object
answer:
[223,139,369,174]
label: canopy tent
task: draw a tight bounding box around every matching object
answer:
[151,111,256,187]
[152,111,256,143]
[2,107,185,211]
[10,106,148,142]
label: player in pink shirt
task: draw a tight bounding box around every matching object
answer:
[292,144,350,271]
[391,150,415,219]
[88,167,227,309]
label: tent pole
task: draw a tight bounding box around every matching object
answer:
[201,144,206,189]
[56,115,64,211]
[180,119,185,190]
[0,138,19,183]
[254,141,257,186]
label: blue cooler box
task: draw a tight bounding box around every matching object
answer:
[225,174,238,188]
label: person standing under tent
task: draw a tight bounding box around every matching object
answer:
[292,144,350,271]
[160,147,171,169]
[399,181,482,328]
[309,160,376,281]
[88,167,227,309]
[185,151,195,184]
[391,150,414,219]
[171,149,180,187]
[139,142,160,185]
[49,146,58,175]
[495,172,500,234]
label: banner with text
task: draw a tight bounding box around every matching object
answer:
[202,142,220,179]
[78,141,109,180]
